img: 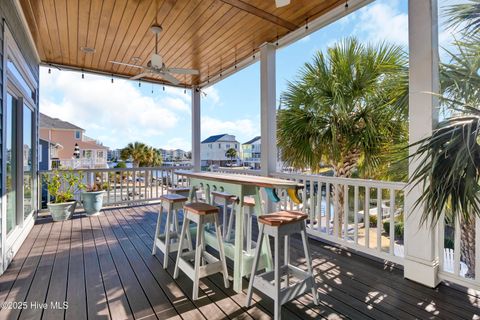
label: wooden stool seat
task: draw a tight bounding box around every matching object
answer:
[160,194,188,203]
[168,187,191,195]
[243,197,256,207]
[183,202,219,215]
[258,211,307,227]
[211,191,236,200]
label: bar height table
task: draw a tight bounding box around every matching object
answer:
[175,170,302,292]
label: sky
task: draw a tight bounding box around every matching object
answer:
[40,0,463,151]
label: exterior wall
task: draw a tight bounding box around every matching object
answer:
[201,134,240,166]
[0,0,40,275]
[242,139,261,169]
[39,127,107,168]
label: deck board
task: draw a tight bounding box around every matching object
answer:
[0,205,478,320]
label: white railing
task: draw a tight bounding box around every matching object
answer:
[437,214,480,289]
[39,165,192,208]
[213,168,407,265]
[212,168,480,288]
[271,172,407,265]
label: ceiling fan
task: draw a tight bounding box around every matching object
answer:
[109,24,199,85]
[275,0,290,7]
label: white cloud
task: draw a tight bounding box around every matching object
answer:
[201,86,221,107]
[40,68,187,149]
[355,1,408,46]
[201,116,258,143]
[163,137,191,151]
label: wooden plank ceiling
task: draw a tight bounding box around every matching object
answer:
[19,0,344,87]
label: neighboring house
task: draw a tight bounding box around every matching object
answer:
[107,149,122,161]
[201,134,240,167]
[241,136,261,169]
[159,148,191,166]
[39,113,108,169]
[38,138,63,170]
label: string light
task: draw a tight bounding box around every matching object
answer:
[163,85,165,91]
[82,70,85,79]
[111,74,114,83]
[48,68,51,74]
[345,0,349,8]
[138,81,141,87]
[305,18,309,30]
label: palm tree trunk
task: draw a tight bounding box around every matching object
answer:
[331,149,360,237]
[460,216,476,278]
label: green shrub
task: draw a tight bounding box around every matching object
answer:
[383,220,404,240]
[369,214,377,227]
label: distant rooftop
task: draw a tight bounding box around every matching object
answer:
[243,136,261,145]
[201,134,229,143]
[39,113,84,131]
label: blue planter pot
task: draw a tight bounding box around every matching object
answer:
[48,201,77,221]
[81,191,106,216]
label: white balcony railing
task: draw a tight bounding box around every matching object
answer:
[214,168,480,289]
[39,165,192,208]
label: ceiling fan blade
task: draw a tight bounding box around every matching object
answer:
[109,61,143,69]
[166,67,199,75]
[130,72,150,80]
[159,72,180,85]
[275,0,290,7]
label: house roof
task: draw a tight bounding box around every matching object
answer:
[201,134,228,143]
[39,113,84,131]
[243,136,261,145]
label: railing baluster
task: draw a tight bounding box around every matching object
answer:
[309,179,314,221]
[454,217,461,276]
[354,185,359,244]
[376,188,382,252]
[365,187,370,249]
[389,189,395,255]
[344,184,349,241]
[316,179,322,231]
[325,183,331,235]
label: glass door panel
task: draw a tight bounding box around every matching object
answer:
[6,93,17,234]
[23,105,33,217]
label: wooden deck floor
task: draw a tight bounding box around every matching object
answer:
[0,205,479,320]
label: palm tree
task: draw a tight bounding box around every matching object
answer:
[408,2,480,278]
[277,38,408,235]
[120,142,147,167]
[225,148,237,166]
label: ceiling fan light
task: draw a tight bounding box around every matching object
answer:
[275,0,290,8]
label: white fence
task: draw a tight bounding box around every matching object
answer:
[39,166,192,208]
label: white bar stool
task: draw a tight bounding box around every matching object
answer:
[226,197,256,253]
[211,191,236,238]
[152,194,192,269]
[245,211,318,320]
[174,202,229,300]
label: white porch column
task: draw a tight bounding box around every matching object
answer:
[404,0,440,288]
[191,87,201,172]
[260,43,277,176]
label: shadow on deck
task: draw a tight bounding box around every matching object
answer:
[0,205,478,320]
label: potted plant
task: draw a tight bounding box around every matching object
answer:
[45,170,85,221]
[81,182,107,216]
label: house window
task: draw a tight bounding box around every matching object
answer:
[83,150,92,158]
[75,130,81,139]
[208,143,212,149]
[226,144,230,148]
[235,144,237,149]
[218,143,221,149]
[97,151,104,158]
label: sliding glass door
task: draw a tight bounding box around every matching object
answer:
[23,105,34,217]
[6,93,17,234]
